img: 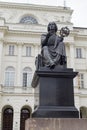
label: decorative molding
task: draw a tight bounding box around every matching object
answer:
[0,38,4,42]
[0,2,73,14]
[0,26,8,31]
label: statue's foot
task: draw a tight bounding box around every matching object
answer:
[50,63,55,69]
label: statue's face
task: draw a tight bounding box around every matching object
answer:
[49,22,55,30]
[48,22,57,32]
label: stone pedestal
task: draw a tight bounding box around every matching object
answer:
[32,67,79,118]
[25,118,87,130]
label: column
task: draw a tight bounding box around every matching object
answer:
[0,40,3,85]
[16,43,22,87]
[70,43,75,69]
[0,111,2,130]
[85,48,87,88]
[85,48,87,67]
[13,110,20,130]
[33,45,39,70]
[34,45,40,57]
[70,43,77,89]
[0,41,2,129]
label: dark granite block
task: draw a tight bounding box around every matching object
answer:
[32,67,79,118]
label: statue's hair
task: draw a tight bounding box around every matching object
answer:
[47,22,58,32]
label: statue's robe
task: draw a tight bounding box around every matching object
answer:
[41,33,66,66]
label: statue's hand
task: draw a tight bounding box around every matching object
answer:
[46,32,51,39]
[59,37,64,42]
[41,33,51,47]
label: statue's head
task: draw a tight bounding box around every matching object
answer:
[47,22,58,32]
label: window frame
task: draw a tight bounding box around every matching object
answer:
[9,45,14,56]
[76,48,82,58]
[78,73,84,88]
[22,67,32,87]
[5,67,15,87]
[26,46,31,57]
[20,16,38,24]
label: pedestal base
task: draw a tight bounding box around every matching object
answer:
[25,118,87,130]
[32,106,79,118]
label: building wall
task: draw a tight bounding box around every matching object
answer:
[0,2,87,130]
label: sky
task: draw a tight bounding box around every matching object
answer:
[0,0,87,27]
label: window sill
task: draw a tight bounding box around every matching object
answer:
[22,55,34,57]
[5,55,17,56]
[75,57,86,59]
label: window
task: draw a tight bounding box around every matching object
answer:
[20,108,30,130]
[20,16,38,24]
[26,46,31,57]
[5,67,15,86]
[9,45,14,56]
[76,48,82,58]
[78,73,84,88]
[23,67,32,87]
[2,107,13,130]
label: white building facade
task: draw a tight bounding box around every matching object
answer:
[0,2,87,130]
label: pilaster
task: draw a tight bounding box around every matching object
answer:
[34,45,40,57]
[16,43,22,87]
[85,47,87,68]
[13,110,20,130]
[0,40,3,85]
[0,111,1,130]
[70,43,75,69]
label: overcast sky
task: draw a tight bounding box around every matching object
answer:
[0,0,87,27]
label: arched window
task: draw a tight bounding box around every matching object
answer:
[20,16,38,24]
[2,107,13,130]
[20,108,31,130]
[5,67,15,86]
[23,67,32,87]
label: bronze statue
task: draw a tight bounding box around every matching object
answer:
[35,22,70,69]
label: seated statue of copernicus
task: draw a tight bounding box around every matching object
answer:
[41,22,70,69]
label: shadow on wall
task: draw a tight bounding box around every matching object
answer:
[80,106,87,118]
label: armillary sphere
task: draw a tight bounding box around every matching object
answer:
[60,26,70,37]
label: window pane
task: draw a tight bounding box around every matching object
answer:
[5,108,13,114]
[26,46,31,57]
[9,45,14,56]
[5,67,15,86]
[76,48,82,58]
[20,16,38,24]
[23,73,27,87]
[23,68,32,87]
[5,72,10,86]
[78,73,84,88]
[81,81,84,88]
[27,73,32,86]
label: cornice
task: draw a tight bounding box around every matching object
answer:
[1,92,34,96]
[6,29,42,36]
[74,35,87,41]
[71,30,87,39]
[0,2,73,14]
[74,27,87,30]
[0,26,8,31]
[0,25,43,35]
